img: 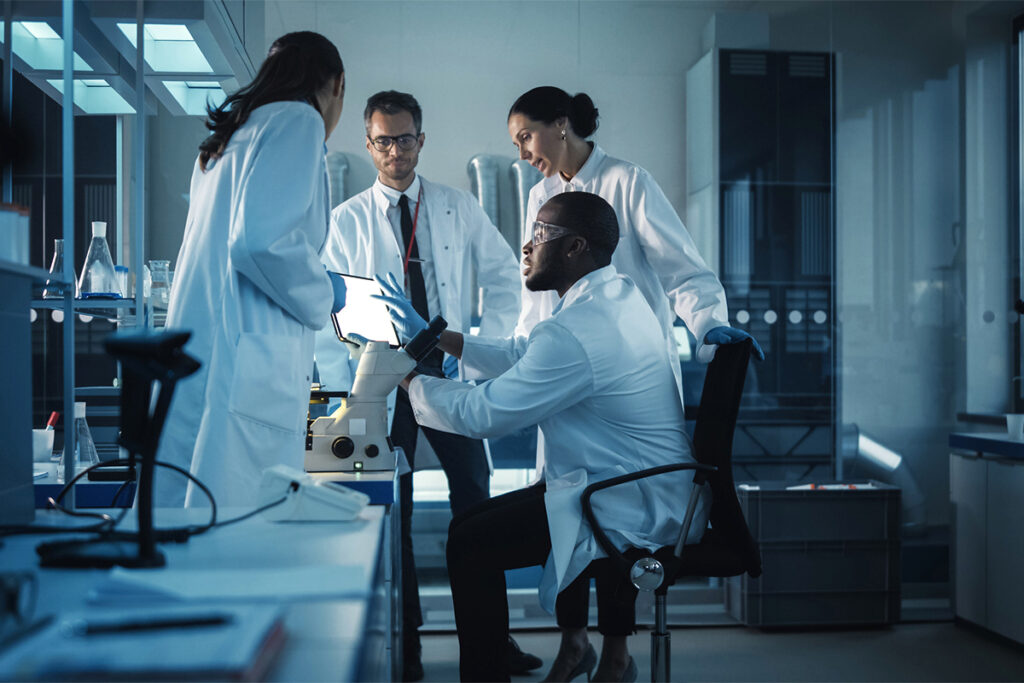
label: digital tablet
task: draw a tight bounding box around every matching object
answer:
[330,274,401,347]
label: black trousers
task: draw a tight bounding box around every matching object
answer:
[447,484,637,682]
[392,386,490,655]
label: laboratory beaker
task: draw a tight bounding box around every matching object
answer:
[149,259,171,309]
[77,222,120,299]
[57,402,100,483]
[42,239,74,299]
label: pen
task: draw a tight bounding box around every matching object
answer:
[66,613,233,637]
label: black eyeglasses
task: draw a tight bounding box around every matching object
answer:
[368,134,420,152]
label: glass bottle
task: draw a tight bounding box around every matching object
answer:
[42,238,74,299]
[77,221,120,299]
[57,402,100,483]
[149,259,171,310]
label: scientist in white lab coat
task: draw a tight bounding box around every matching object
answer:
[316,90,525,681]
[156,32,349,508]
[507,86,764,376]
[375,191,707,682]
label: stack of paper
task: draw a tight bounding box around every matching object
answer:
[0,605,285,681]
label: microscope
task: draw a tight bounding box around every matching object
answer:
[304,316,447,473]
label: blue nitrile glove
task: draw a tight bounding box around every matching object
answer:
[443,354,459,379]
[327,270,347,314]
[371,272,428,343]
[704,326,766,361]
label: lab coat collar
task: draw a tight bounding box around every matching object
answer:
[565,143,606,189]
[552,264,619,315]
[372,174,421,215]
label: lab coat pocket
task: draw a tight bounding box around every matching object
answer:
[229,333,306,434]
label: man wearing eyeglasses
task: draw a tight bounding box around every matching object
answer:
[315,90,525,681]
[374,191,709,683]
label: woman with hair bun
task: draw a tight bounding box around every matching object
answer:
[156,31,349,508]
[507,86,762,681]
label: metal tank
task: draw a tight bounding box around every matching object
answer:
[509,159,541,244]
[326,152,349,210]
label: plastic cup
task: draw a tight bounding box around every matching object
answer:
[1006,414,1024,441]
[32,429,55,462]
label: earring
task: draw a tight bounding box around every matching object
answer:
[561,130,566,141]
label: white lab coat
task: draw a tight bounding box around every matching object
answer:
[156,101,334,508]
[408,266,709,612]
[516,144,729,379]
[315,175,520,393]
[514,144,730,478]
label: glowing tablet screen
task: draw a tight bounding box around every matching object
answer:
[330,274,401,347]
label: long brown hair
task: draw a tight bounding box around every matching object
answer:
[198,31,343,171]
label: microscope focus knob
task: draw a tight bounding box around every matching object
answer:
[365,444,379,458]
[331,437,355,459]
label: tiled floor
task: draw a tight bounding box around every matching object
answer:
[420,622,1024,682]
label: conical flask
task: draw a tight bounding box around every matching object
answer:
[57,402,100,483]
[77,221,120,299]
[42,238,74,299]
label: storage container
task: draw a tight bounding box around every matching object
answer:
[727,481,901,627]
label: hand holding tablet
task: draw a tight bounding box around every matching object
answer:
[330,274,401,347]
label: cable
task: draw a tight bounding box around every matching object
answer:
[209,486,296,529]
[2,460,293,542]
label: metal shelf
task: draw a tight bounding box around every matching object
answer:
[32,297,137,322]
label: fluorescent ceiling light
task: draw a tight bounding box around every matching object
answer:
[144,25,193,41]
[0,21,93,71]
[163,80,226,115]
[20,21,60,40]
[47,78,135,115]
[116,22,213,73]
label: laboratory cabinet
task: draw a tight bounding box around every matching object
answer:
[0,258,50,525]
[686,47,837,480]
[949,442,1024,646]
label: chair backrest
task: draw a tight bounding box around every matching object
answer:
[690,339,762,577]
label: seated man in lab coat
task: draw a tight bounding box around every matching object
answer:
[377,191,709,682]
[314,91,526,681]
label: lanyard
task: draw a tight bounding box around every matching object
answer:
[402,186,423,275]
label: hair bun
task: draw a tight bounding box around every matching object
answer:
[569,93,599,138]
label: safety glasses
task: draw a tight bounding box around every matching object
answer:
[531,220,579,246]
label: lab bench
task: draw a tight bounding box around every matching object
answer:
[0,501,399,681]
[948,432,1024,646]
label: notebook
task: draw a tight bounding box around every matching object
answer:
[0,604,285,681]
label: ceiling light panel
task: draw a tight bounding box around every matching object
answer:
[116,22,213,73]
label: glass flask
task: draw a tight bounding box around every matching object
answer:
[57,402,100,483]
[149,259,171,309]
[77,221,120,299]
[42,239,74,299]
[114,265,129,298]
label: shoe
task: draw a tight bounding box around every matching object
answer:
[507,635,544,675]
[567,643,597,682]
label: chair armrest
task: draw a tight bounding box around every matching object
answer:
[581,463,716,568]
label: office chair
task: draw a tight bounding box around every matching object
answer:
[581,339,762,683]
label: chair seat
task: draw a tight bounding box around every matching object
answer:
[617,527,762,596]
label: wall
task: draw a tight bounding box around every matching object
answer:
[263,0,715,238]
